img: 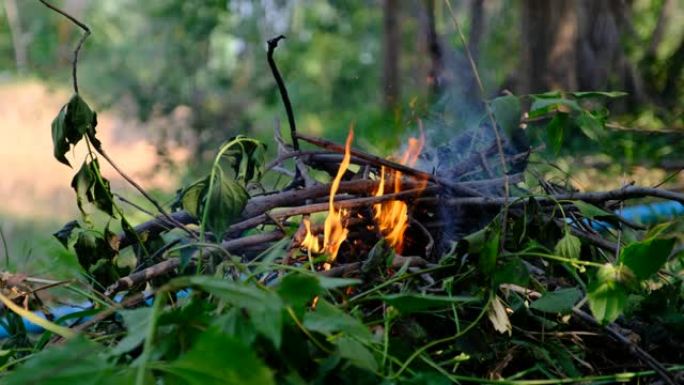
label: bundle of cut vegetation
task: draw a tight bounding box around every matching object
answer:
[1,2,683,385]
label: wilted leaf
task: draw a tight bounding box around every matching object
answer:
[487,295,512,335]
[619,237,675,280]
[219,136,268,183]
[588,264,628,324]
[165,328,274,385]
[203,169,248,238]
[51,94,98,167]
[71,159,114,217]
[180,179,207,218]
[530,287,582,313]
[2,337,113,385]
[52,220,81,249]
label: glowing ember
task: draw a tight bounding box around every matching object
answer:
[323,127,354,265]
[373,132,426,254]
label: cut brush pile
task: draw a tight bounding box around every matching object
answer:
[2,2,684,385]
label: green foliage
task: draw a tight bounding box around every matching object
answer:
[530,287,582,314]
[619,236,675,280]
[588,264,629,324]
[554,229,581,260]
[163,328,275,385]
[1,337,117,385]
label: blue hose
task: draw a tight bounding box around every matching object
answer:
[2,201,683,338]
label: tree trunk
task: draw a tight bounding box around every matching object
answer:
[519,0,578,93]
[382,0,401,112]
[4,0,27,72]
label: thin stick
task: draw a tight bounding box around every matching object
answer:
[267,35,299,152]
[229,186,436,234]
[38,0,90,94]
[296,133,483,197]
[105,231,284,297]
[96,148,196,239]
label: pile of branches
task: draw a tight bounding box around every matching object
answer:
[3,3,684,384]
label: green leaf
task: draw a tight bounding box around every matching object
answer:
[212,308,257,347]
[570,91,628,99]
[110,308,151,356]
[165,328,274,385]
[277,273,322,316]
[575,111,606,141]
[490,95,521,135]
[554,230,581,260]
[530,287,582,313]
[588,264,628,324]
[619,237,675,280]
[455,227,487,256]
[184,276,283,349]
[480,225,500,275]
[336,337,378,372]
[379,293,480,314]
[317,276,362,289]
[572,201,614,219]
[204,169,248,237]
[546,113,569,155]
[529,97,581,118]
[493,257,530,287]
[51,94,98,167]
[303,300,371,341]
[2,337,113,385]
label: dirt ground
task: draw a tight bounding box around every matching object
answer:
[0,80,188,222]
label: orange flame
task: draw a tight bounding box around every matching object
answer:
[373,132,426,254]
[323,127,354,265]
[300,217,321,254]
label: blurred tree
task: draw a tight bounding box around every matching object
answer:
[3,0,26,72]
[382,0,400,113]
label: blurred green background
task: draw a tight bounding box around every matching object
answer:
[0,0,682,276]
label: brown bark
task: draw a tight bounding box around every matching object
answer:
[520,0,578,93]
